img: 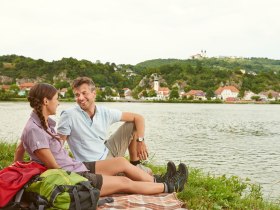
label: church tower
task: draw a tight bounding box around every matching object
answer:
[154,74,159,92]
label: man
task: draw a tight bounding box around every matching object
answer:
[57,77,151,173]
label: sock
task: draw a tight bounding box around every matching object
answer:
[154,177,157,183]
[163,183,168,193]
[130,160,141,166]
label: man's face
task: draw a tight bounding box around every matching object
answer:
[73,83,96,111]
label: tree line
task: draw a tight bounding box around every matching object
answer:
[1,55,280,100]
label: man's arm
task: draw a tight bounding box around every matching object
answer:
[121,112,145,138]
[14,140,25,162]
[121,112,148,160]
[57,110,71,143]
[34,148,60,169]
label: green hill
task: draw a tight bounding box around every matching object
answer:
[1,55,280,94]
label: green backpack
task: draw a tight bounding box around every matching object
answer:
[24,169,107,210]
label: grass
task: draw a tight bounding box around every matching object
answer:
[1,142,280,209]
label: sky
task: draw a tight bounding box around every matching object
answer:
[1,0,279,65]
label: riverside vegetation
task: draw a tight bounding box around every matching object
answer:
[1,55,280,101]
[1,142,279,209]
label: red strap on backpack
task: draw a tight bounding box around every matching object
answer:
[0,161,47,207]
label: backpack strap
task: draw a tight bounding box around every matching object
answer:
[72,187,82,210]
[8,175,41,209]
[79,181,114,207]
[27,193,49,210]
[97,197,114,206]
[31,203,45,210]
[79,181,97,208]
[49,185,63,206]
[13,188,24,204]
[50,185,83,210]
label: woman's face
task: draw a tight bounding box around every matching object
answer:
[46,92,59,115]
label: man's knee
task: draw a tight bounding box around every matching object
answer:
[114,157,128,165]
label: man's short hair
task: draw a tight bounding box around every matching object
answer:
[72,77,96,91]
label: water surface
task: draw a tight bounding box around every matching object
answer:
[0,102,279,199]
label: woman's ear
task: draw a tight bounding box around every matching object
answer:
[43,97,48,105]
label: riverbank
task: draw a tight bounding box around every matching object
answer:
[1,142,279,209]
[2,97,280,104]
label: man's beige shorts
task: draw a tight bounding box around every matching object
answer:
[105,122,134,159]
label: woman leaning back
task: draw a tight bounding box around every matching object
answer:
[14,83,188,196]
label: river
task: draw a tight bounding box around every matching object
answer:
[0,102,279,200]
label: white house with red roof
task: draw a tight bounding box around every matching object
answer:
[215,86,239,100]
[19,82,35,91]
[156,87,170,100]
[17,82,35,96]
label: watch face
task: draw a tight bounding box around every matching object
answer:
[137,137,144,142]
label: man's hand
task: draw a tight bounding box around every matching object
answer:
[137,142,149,160]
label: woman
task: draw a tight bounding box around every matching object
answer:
[14,83,187,196]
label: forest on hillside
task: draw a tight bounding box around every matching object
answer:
[1,55,280,95]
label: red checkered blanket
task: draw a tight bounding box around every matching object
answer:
[98,193,187,210]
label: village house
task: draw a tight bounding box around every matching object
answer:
[122,88,133,100]
[19,82,35,91]
[18,82,35,96]
[243,90,257,101]
[259,90,279,101]
[182,90,206,100]
[0,85,10,92]
[58,88,68,98]
[215,86,239,101]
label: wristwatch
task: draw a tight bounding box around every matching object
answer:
[136,137,145,142]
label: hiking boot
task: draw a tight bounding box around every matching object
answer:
[166,163,188,193]
[154,161,176,183]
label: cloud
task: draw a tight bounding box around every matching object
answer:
[0,0,279,64]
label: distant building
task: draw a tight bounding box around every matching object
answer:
[153,75,170,100]
[19,82,35,91]
[259,90,279,101]
[122,88,132,100]
[0,85,10,91]
[125,69,137,77]
[156,87,170,100]
[59,88,68,97]
[243,91,257,101]
[248,71,257,76]
[215,86,239,100]
[17,82,35,96]
[182,90,206,100]
[190,50,207,59]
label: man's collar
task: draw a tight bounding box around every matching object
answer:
[76,104,98,115]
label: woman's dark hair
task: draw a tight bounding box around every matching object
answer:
[28,83,59,140]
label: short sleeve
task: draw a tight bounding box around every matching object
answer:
[57,110,72,136]
[24,127,50,153]
[107,108,122,124]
